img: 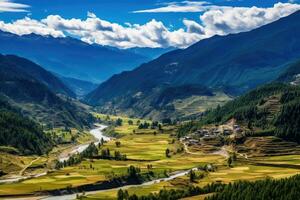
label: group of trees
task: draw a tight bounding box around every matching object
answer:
[117,174,300,200]
[117,183,225,200]
[207,175,300,200]
[55,142,98,169]
[99,148,127,160]
[138,121,163,130]
[138,122,151,129]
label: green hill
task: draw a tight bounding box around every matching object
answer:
[0,55,94,129]
[0,98,52,155]
[191,83,300,143]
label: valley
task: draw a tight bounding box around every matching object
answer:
[1,112,300,200]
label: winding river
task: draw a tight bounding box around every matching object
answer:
[38,168,198,200]
[0,124,109,184]
[3,125,203,200]
[59,124,109,162]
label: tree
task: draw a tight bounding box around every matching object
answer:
[189,170,196,182]
[128,120,133,125]
[115,141,121,147]
[232,152,237,161]
[165,148,170,158]
[158,124,162,131]
[115,118,123,126]
[227,156,233,167]
[117,189,124,200]
[127,165,140,178]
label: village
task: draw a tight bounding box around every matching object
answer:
[180,120,244,150]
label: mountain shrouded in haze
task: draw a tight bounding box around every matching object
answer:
[0,31,170,83]
[85,11,300,120]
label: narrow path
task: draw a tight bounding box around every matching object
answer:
[19,157,40,176]
[212,146,230,158]
[183,142,203,155]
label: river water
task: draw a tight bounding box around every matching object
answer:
[59,124,109,162]
[3,125,199,200]
[38,168,198,200]
[0,124,109,184]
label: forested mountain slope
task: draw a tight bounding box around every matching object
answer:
[190,83,300,143]
[0,55,94,129]
[0,97,52,155]
[0,54,74,97]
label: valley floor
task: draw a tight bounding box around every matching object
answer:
[0,114,300,200]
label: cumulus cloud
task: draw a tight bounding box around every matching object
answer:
[0,17,65,37]
[200,2,300,36]
[0,0,29,12]
[0,3,299,49]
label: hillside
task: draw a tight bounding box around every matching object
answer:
[0,55,94,129]
[276,59,300,85]
[86,11,300,119]
[0,97,52,155]
[0,54,74,97]
[195,83,300,143]
[0,31,153,83]
[94,84,231,120]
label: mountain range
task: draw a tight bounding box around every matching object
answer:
[85,10,300,120]
[0,30,171,83]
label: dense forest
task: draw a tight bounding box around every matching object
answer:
[178,83,300,142]
[207,175,300,200]
[0,98,53,155]
[119,175,300,200]
[118,183,225,200]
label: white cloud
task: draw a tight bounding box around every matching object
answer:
[133,1,210,13]
[0,17,65,37]
[0,3,299,49]
[0,0,29,12]
[200,2,300,36]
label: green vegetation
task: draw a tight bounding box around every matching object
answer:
[207,175,300,200]
[0,98,52,155]
[276,59,300,83]
[178,83,300,142]
[118,183,224,200]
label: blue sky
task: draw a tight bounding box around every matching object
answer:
[1,0,295,28]
[0,0,299,48]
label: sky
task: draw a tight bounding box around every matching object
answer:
[0,0,300,49]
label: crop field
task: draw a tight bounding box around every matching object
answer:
[1,114,300,199]
[83,158,300,200]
